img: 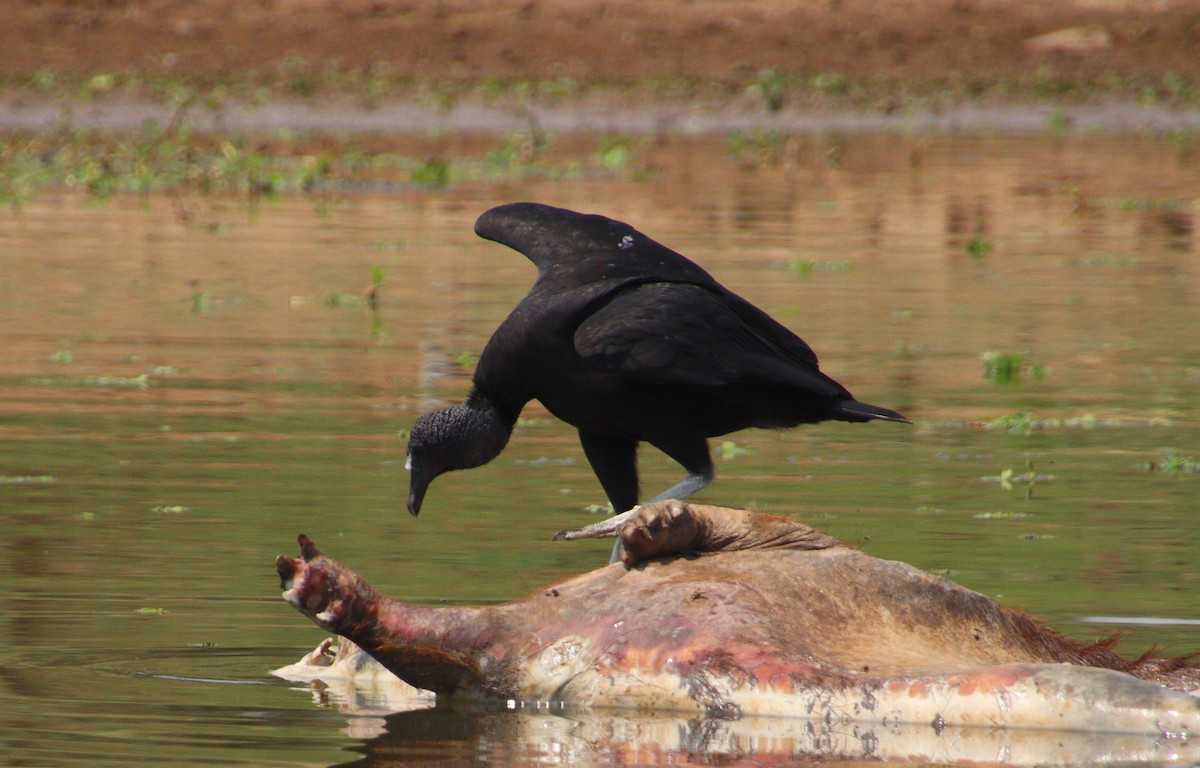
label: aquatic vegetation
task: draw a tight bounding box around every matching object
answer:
[597,136,634,171]
[411,157,450,188]
[487,124,549,170]
[1075,252,1141,268]
[786,258,855,275]
[1146,450,1198,475]
[980,351,1024,384]
[191,290,211,314]
[0,125,601,207]
[486,134,526,170]
[293,269,381,312]
[1162,71,1193,101]
[982,460,1053,499]
[718,440,751,460]
[323,292,369,308]
[986,412,1039,436]
[2,54,1198,147]
[750,67,788,112]
[83,73,117,99]
[810,71,850,96]
[822,139,847,167]
[432,87,457,113]
[0,129,340,207]
[0,475,57,485]
[28,373,152,389]
[726,129,793,167]
[275,54,321,97]
[513,456,576,468]
[1046,109,1070,137]
[973,510,1033,520]
[27,75,1194,212]
[537,77,579,101]
[1063,414,1100,429]
[369,264,386,293]
[893,339,926,358]
[1140,71,1197,105]
[454,351,479,368]
[1032,69,1073,99]
[369,309,393,343]
[367,267,387,343]
[360,61,395,107]
[983,412,1142,435]
[966,234,992,259]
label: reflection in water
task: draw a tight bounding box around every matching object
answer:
[325,705,1200,767]
[0,132,1197,767]
[1141,207,1194,251]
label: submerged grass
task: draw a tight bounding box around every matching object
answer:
[0,127,336,207]
[786,258,855,275]
[981,412,1174,436]
[1146,450,1198,475]
[981,351,1025,384]
[0,122,651,208]
[981,460,1053,498]
[4,61,1200,209]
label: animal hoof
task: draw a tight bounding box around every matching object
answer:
[554,506,640,542]
[277,535,355,631]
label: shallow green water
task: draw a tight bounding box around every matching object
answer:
[1,131,1198,766]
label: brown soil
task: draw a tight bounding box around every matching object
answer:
[3,0,1199,93]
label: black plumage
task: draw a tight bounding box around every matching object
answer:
[405,202,907,532]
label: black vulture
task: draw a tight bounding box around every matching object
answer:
[406,203,907,550]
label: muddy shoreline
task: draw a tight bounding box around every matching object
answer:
[3,0,1200,139]
[6,93,1200,137]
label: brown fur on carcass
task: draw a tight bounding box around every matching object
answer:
[278,502,1200,703]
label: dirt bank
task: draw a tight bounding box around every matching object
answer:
[3,0,1199,100]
